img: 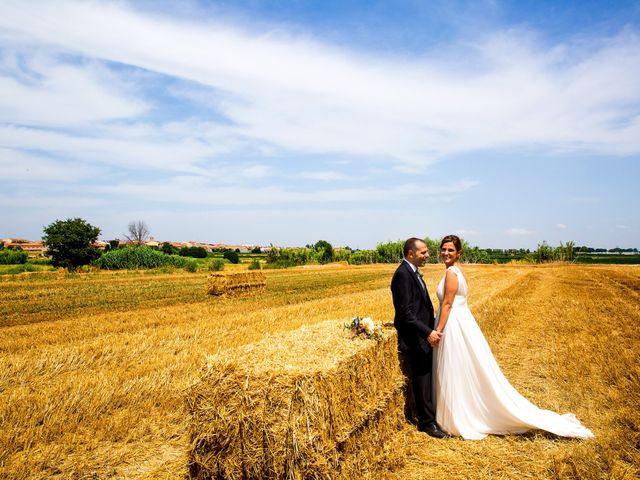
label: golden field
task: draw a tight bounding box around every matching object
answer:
[1,264,638,479]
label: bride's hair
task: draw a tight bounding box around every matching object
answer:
[440,235,462,252]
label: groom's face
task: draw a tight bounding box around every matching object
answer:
[408,241,429,268]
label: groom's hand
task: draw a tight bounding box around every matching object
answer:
[428,330,442,346]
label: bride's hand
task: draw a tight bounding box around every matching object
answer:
[428,330,442,346]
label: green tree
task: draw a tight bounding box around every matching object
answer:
[106,239,120,251]
[179,246,208,258]
[223,250,240,264]
[535,241,553,263]
[161,242,179,255]
[265,246,280,264]
[313,240,334,264]
[424,236,441,264]
[376,240,404,263]
[42,218,101,271]
[557,240,576,262]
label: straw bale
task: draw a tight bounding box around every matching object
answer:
[186,319,405,479]
[206,271,266,296]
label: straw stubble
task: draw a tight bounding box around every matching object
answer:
[1,265,638,479]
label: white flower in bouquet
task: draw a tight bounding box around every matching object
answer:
[360,317,375,335]
[344,315,384,340]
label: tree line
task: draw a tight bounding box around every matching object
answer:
[3,217,636,271]
[262,238,627,267]
[33,218,246,271]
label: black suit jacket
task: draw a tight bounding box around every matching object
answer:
[391,260,436,357]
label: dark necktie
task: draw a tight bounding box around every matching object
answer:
[415,270,426,292]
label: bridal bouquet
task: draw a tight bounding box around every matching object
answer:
[344,316,384,340]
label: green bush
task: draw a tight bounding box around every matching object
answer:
[184,259,198,272]
[0,249,28,264]
[262,259,297,269]
[348,250,380,265]
[105,240,120,252]
[28,257,52,265]
[209,259,225,271]
[1,263,35,274]
[179,246,208,258]
[265,247,314,267]
[248,259,261,270]
[93,246,188,270]
[223,250,240,264]
[161,242,179,255]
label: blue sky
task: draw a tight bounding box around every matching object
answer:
[1,0,639,249]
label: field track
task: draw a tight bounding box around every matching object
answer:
[1,264,638,479]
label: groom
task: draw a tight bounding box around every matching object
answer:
[391,237,448,439]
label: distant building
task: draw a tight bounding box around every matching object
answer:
[1,237,274,256]
[2,238,46,256]
[209,244,256,253]
[93,240,109,250]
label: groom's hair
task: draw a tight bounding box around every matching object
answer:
[403,237,425,257]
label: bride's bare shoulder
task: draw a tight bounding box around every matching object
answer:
[450,264,468,284]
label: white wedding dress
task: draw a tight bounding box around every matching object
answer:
[433,265,594,440]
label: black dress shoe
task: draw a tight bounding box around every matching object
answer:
[418,422,450,439]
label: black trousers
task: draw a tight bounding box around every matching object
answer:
[398,349,436,426]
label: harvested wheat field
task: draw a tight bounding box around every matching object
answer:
[1,264,638,479]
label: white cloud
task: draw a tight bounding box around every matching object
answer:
[557,223,567,229]
[416,178,479,195]
[0,147,102,181]
[0,0,638,173]
[0,124,229,174]
[507,228,535,236]
[0,191,110,209]
[0,50,147,126]
[241,165,272,178]
[89,176,476,207]
[299,171,349,181]
[616,225,631,230]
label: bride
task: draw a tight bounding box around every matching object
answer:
[432,235,594,440]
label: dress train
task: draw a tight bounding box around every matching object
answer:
[434,266,593,440]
